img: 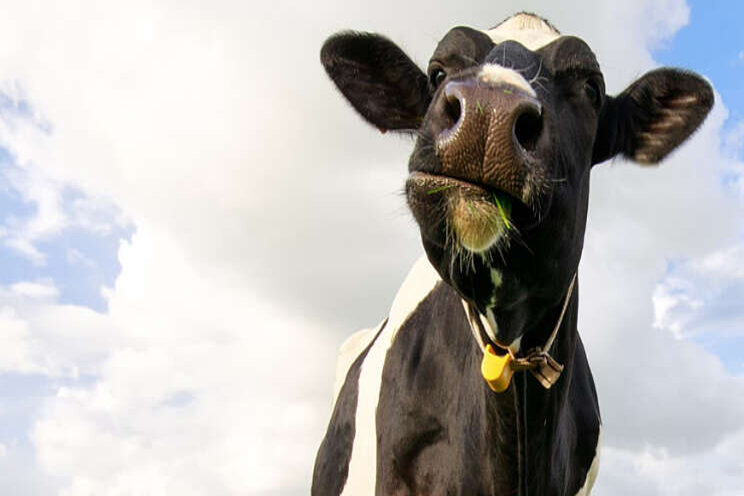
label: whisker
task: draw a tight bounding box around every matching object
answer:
[528,60,544,85]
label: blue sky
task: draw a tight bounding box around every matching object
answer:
[0,99,131,492]
[0,89,132,313]
[652,0,744,374]
[0,155,132,313]
[654,0,744,128]
[0,143,129,491]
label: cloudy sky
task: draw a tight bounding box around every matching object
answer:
[0,0,742,494]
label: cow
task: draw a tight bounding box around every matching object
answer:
[312,12,713,495]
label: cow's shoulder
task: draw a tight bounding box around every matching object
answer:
[313,256,443,495]
[332,323,384,404]
[333,254,443,401]
[313,320,385,496]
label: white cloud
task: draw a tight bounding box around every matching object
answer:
[724,120,744,157]
[0,172,63,264]
[0,0,740,494]
[0,153,127,264]
[0,93,65,264]
[10,281,58,300]
[579,91,744,468]
[652,276,704,338]
[652,243,744,340]
[600,432,744,496]
[31,227,337,494]
[697,244,744,278]
[0,306,38,374]
[0,281,115,377]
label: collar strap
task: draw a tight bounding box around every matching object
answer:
[463,273,577,393]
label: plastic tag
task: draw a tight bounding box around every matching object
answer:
[480,344,514,393]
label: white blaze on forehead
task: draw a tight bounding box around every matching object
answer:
[483,12,562,51]
[478,64,536,97]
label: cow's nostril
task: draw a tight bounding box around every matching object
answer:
[514,107,543,153]
[444,91,462,128]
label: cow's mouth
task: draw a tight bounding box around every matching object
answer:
[406,171,539,253]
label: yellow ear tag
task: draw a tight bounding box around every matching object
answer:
[481,344,514,393]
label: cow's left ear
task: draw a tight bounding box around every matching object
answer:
[321,31,431,133]
[592,68,714,165]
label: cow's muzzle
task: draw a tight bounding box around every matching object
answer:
[431,79,545,205]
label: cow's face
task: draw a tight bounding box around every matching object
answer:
[321,14,712,347]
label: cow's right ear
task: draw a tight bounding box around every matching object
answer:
[320,32,431,133]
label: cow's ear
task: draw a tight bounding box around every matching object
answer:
[321,32,431,132]
[592,68,713,165]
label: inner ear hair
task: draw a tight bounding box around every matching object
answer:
[622,68,714,164]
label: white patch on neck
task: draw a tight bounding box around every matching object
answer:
[483,13,561,51]
[575,427,602,495]
[340,255,441,496]
[478,64,536,97]
[484,307,522,353]
[483,308,500,343]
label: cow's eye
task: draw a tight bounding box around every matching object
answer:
[584,79,601,108]
[430,68,447,89]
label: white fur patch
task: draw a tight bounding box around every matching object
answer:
[478,64,536,97]
[340,256,441,495]
[484,13,561,51]
[483,307,522,353]
[331,324,382,408]
[482,309,499,344]
[575,427,602,495]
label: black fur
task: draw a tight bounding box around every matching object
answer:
[407,33,603,345]
[321,32,431,131]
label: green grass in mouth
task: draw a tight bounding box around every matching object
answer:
[492,193,512,230]
[426,184,456,195]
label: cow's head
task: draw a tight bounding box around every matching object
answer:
[321,13,713,349]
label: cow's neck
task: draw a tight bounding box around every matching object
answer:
[375,257,592,495]
[481,290,580,495]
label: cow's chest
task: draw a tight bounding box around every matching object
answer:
[372,284,520,495]
[312,259,601,496]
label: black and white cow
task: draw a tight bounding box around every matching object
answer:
[313,13,713,495]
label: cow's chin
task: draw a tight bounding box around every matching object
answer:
[405,172,510,303]
[406,170,531,255]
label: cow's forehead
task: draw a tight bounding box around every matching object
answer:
[483,12,562,51]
